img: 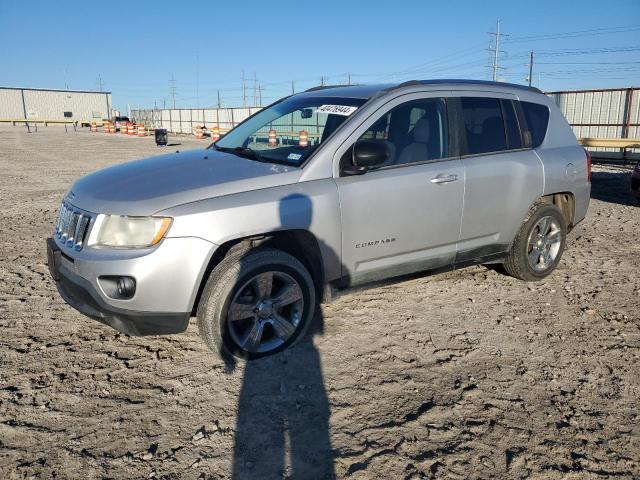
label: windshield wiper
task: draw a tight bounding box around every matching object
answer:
[214,145,263,161]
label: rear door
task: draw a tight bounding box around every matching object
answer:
[455,94,544,262]
[334,93,465,285]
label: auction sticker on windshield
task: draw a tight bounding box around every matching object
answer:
[316,105,358,116]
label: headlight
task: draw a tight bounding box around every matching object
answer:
[90,215,172,248]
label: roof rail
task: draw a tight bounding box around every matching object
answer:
[390,79,542,94]
[303,85,344,92]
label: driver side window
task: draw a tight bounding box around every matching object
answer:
[355,98,449,167]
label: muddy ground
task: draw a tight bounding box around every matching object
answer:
[0,125,638,479]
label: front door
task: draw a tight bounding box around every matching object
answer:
[335,95,464,285]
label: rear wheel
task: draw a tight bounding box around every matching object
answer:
[503,203,567,281]
[197,248,316,360]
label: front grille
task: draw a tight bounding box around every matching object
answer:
[55,202,94,251]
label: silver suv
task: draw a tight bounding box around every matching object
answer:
[47,80,591,359]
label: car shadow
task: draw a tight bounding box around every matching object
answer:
[223,193,337,479]
[590,168,637,206]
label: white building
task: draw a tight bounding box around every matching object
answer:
[0,87,112,124]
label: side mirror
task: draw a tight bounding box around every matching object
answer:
[343,140,393,175]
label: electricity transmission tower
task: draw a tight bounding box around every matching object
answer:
[97,74,103,92]
[253,72,257,107]
[488,20,508,81]
[241,70,247,107]
[169,75,177,109]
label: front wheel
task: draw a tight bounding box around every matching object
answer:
[197,248,316,360]
[503,203,567,281]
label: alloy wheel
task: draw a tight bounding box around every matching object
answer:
[526,215,562,272]
[226,271,304,354]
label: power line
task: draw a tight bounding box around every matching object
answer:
[536,60,640,65]
[505,24,640,43]
[126,26,640,109]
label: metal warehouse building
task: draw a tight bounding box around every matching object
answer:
[0,87,112,124]
[547,87,639,158]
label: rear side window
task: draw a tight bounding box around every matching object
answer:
[500,100,523,150]
[520,101,550,148]
[461,97,507,155]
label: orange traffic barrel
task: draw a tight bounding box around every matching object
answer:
[90,122,97,133]
[128,123,136,135]
[299,130,308,147]
[121,122,128,134]
[138,123,146,137]
[211,126,220,141]
[109,123,115,134]
[103,122,110,133]
[195,125,204,139]
[268,129,277,147]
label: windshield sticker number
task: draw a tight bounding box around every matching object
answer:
[287,153,302,161]
[316,105,358,116]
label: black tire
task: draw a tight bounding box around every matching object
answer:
[503,202,567,281]
[197,247,316,360]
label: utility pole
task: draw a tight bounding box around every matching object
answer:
[241,70,246,107]
[196,54,200,109]
[253,71,257,107]
[528,51,534,87]
[169,74,177,109]
[97,74,103,92]
[258,84,263,106]
[347,72,351,85]
[291,80,295,95]
[320,75,325,86]
[217,90,221,108]
[488,20,507,81]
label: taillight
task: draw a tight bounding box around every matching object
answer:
[584,148,592,183]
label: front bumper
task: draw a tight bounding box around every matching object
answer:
[46,236,215,336]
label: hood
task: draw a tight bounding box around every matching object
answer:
[68,149,302,215]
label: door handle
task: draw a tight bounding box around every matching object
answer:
[430,174,458,184]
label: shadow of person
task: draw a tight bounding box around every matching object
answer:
[230,193,337,479]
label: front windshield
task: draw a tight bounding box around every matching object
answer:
[213,96,367,166]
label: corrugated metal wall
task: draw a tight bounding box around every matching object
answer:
[0,87,111,122]
[547,87,639,155]
[132,107,263,134]
[132,107,332,145]
[0,89,24,118]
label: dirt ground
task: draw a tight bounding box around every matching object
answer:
[0,124,638,479]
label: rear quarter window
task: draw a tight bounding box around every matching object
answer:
[521,101,550,148]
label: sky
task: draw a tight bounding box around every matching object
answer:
[1,0,639,113]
